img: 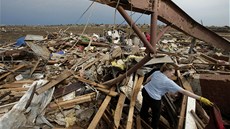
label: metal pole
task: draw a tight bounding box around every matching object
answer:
[150,0,158,51]
[103,54,151,86]
[156,25,171,42]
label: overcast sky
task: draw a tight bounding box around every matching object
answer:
[0,0,229,26]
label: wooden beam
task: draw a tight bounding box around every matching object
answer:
[126,76,144,129]
[96,87,118,97]
[48,92,96,110]
[0,65,25,80]
[53,82,84,99]
[29,59,41,76]
[191,110,205,129]
[136,115,142,129]
[159,115,171,129]
[75,75,108,89]
[177,95,188,129]
[177,69,188,129]
[0,80,34,89]
[36,70,72,94]
[0,87,29,92]
[87,86,116,129]
[114,93,126,128]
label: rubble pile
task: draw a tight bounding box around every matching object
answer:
[0,29,229,129]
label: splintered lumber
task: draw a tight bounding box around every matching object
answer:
[136,115,142,129]
[0,87,28,92]
[87,86,116,129]
[178,75,197,129]
[114,93,126,128]
[0,102,18,114]
[159,116,171,128]
[83,57,102,70]
[191,110,205,129]
[48,92,96,110]
[36,70,72,94]
[96,87,118,97]
[177,95,188,129]
[177,69,188,129]
[126,76,144,129]
[162,94,178,127]
[0,80,34,88]
[79,41,110,47]
[0,91,11,101]
[53,82,84,98]
[102,112,114,129]
[29,59,41,76]
[196,103,209,124]
[200,53,219,64]
[0,65,25,80]
[75,75,108,89]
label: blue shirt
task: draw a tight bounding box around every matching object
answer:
[144,71,183,100]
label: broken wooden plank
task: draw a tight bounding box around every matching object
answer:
[87,86,116,129]
[0,91,11,101]
[177,95,188,129]
[75,75,108,89]
[53,82,84,99]
[0,79,34,88]
[200,53,219,64]
[126,76,144,129]
[0,87,29,92]
[29,59,41,76]
[96,87,118,97]
[102,112,114,129]
[26,41,50,60]
[159,115,171,129]
[0,102,18,115]
[196,103,209,124]
[177,69,188,129]
[162,95,178,128]
[0,65,25,80]
[36,70,72,94]
[191,110,205,129]
[48,92,96,110]
[83,57,102,70]
[136,115,142,129]
[114,93,126,128]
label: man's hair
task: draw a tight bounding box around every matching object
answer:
[160,63,175,72]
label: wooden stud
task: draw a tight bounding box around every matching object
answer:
[126,76,144,129]
[114,93,126,128]
[0,65,25,80]
[36,70,72,94]
[87,86,116,129]
[75,75,108,89]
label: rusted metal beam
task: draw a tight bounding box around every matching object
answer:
[95,0,230,51]
[157,0,230,51]
[103,24,171,86]
[150,0,158,51]
[103,54,151,86]
[117,6,156,54]
[156,24,171,42]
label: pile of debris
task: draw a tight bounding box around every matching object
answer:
[0,29,229,129]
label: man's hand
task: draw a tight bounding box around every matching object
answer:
[200,97,214,106]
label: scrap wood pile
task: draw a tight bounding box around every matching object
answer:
[0,29,229,129]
